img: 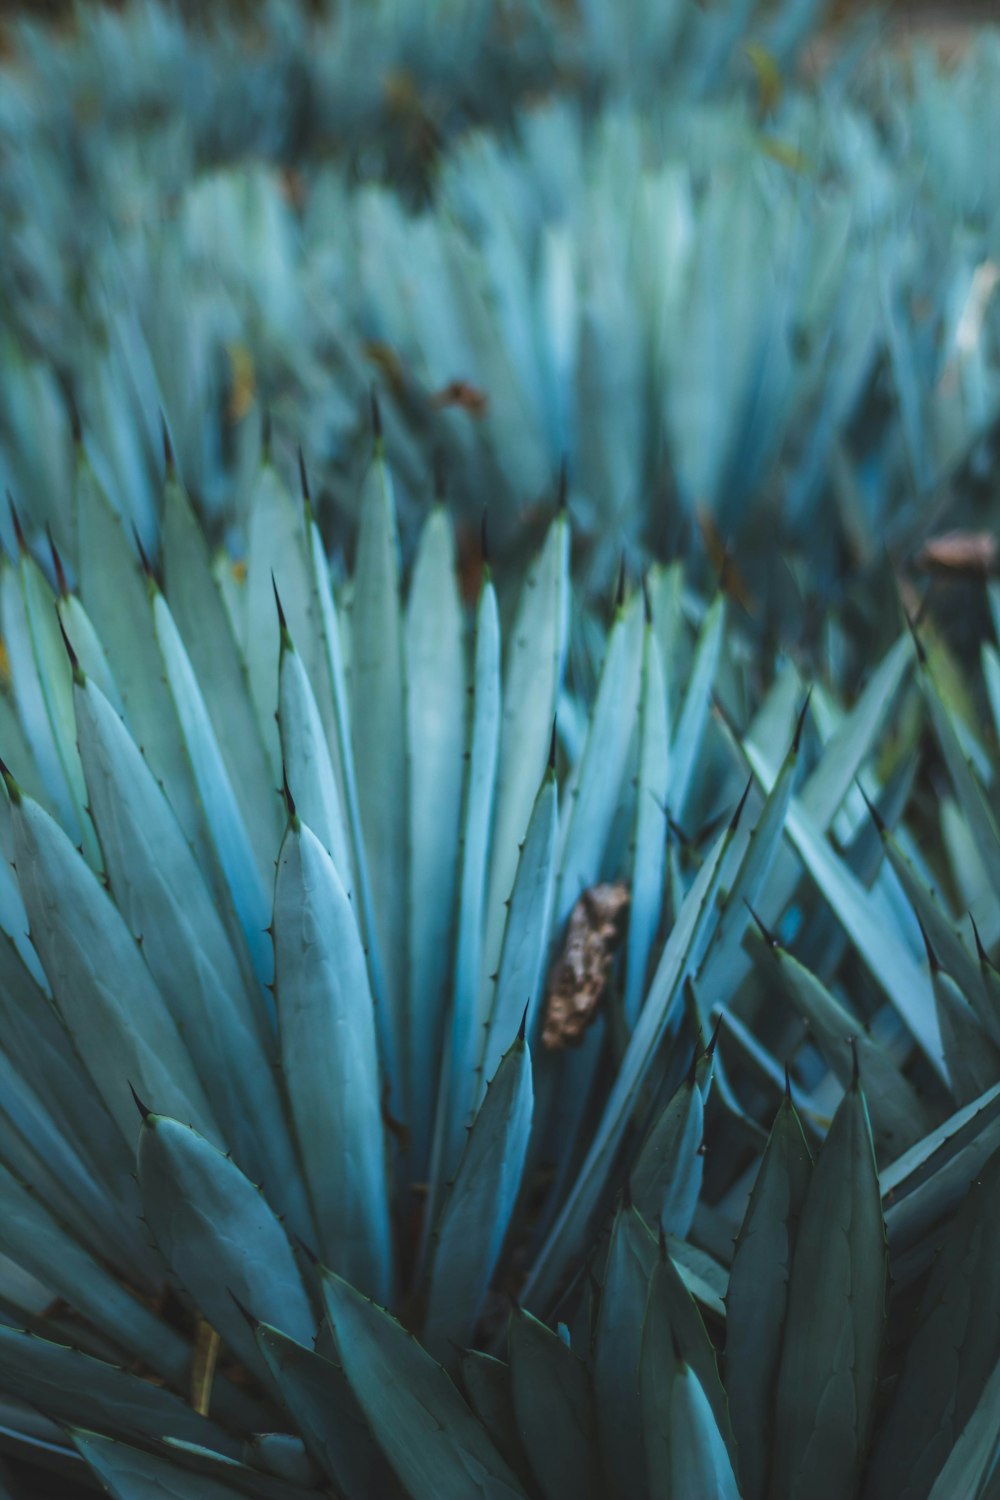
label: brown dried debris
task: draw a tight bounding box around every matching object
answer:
[542,883,630,1051]
[430,379,489,417]
[914,530,998,579]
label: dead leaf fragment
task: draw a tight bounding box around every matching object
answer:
[542,884,630,1051]
[914,531,998,579]
[430,380,489,417]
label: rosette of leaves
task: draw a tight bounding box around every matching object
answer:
[0,430,997,1496]
[5,61,999,625]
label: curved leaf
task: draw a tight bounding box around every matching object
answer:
[153,590,274,991]
[625,623,670,1028]
[10,788,218,1150]
[424,1035,533,1361]
[772,1076,887,1500]
[726,1094,812,1500]
[320,1270,528,1499]
[137,1113,315,1391]
[75,677,307,1236]
[594,1203,655,1500]
[508,1307,602,1500]
[405,507,466,1165]
[349,448,407,1078]
[273,819,392,1302]
[253,1321,376,1499]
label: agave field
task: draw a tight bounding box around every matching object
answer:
[0,1,1000,1498]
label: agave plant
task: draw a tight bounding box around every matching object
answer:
[0,421,998,1496]
[4,5,1000,603]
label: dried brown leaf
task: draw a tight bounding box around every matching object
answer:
[914,530,998,579]
[542,883,630,1051]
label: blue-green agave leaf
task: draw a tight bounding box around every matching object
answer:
[305,511,393,1092]
[479,769,558,1100]
[756,936,930,1155]
[625,622,670,1028]
[243,458,328,768]
[72,1431,247,1500]
[0,560,81,849]
[405,507,466,1166]
[925,1354,1000,1500]
[153,589,274,991]
[434,575,501,1189]
[0,1326,238,1456]
[771,1074,887,1500]
[922,662,1000,910]
[75,456,206,866]
[554,588,643,929]
[670,593,725,822]
[745,739,944,1074]
[697,704,801,1001]
[349,447,407,1084]
[593,1202,655,1500]
[57,591,121,713]
[277,630,354,896]
[882,1080,1000,1273]
[0,1160,196,1397]
[880,825,988,1038]
[253,1321,375,1500]
[667,1358,740,1500]
[930,958,1000,1105]
[272,818,392,1302]
[798,634,912,828]
[241,1433,318,1486]
[320,1269,529,1499]
[461,1351,530,1486]
[482,513,568,1033]
[638,1232,735,1476]
[161,469,280,878]
[0,926,143,1252]
[508,1306,602,1500]
[864,1144,1000,1499]
[424,1033,533,1361]
[137,1113,315,1391]
[9,788,219,1149]
[75,676,307,1234]
[725,1093,812,1500]
[17,546,99,866]
[630,1077,704,1239]
[154,1439,316,1500]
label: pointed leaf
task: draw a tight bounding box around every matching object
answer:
[162,472,280,880]
[153,591,274,990]
[631,1078,704,1239]
[273,820,391,1301]
[508,1308,602,1500]
[482,515,568,1026]
[625,624,670,1028]
[425,1036,533,1360]
[726,1095,812,1500]
[137,1114,315,1391]
[320,1270,528,1499]
[349,451,407,1080]
[0,1326,238,1455]
[75,678,306,1233]
[253,1321,375,1499]
[11,791,218,1149]
[554,590,643,929]
[865,1145,1000,1500]
[594,1204,655,1500]
[772,1078,887,1500]
[405,508,466,1163]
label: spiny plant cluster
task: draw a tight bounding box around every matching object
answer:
[0,430,997,1496]
[2,6,1000,601]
